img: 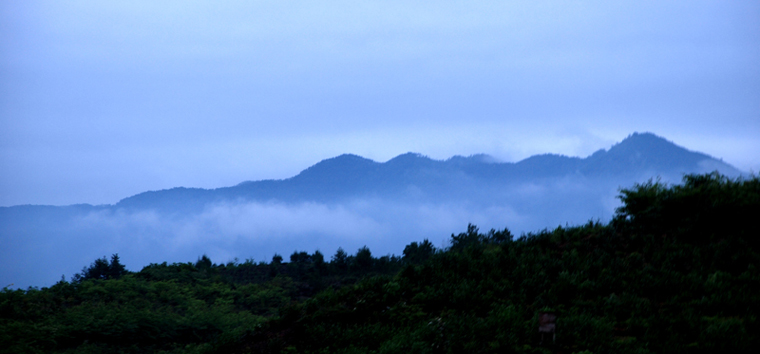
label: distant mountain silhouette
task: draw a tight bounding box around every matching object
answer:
[114,132,742,211]
[0,132,745,289]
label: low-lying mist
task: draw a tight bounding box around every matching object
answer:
[1,176,631,289]
[8,131,734,289]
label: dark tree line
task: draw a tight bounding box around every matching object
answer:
[2,173,758,353]
[71,253,128,283]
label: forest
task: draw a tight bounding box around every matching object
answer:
[1,172,758,353]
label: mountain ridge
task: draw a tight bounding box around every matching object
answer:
[3,132,740,210]
[0,131,747,290]
[105,132,741,210]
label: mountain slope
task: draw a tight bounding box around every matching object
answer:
[0,132,745,289]
[114,132,743,209]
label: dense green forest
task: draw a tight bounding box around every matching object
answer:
[2,173,758,353]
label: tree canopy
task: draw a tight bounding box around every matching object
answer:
[2,173,758,353]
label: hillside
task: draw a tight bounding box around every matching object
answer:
[0,132,746,290]
[115,132,742,209]
[1,173,758,353]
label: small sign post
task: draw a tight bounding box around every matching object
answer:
[538,311,556,344]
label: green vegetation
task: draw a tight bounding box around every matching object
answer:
[2,173,758,353]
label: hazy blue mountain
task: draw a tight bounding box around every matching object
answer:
[113,132,742,210]
[0,132,744,289]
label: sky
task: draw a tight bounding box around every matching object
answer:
[2,0,759,207]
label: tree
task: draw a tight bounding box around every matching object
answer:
[109,253,128,278]
[614,173,760,244]
[403,239,436,264]
[486,228,513,244]
[312,250,326,269]
[354,246,373,270]
[272,254,283,265]
[332,247,348,269]
[290,251,311,264]
[195,255,212,269]
[450,223,483,250]
[73,253,128,282]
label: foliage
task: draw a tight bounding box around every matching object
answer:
[615,172,760,243]
[243,174,759,353]
[1,173,758,353]
[71,253,129,283]
[402,239,436,264]
[0,246,402,353]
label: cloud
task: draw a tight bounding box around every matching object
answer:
[3,1,758,207]
[73,199,519,265]
[2,1,756,291]
[1,173,635,289]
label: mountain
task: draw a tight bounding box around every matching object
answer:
[0,132,745,289]
[115,132,742,210]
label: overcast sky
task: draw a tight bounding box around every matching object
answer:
[2,0,759,206]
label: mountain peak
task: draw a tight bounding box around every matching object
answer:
[615,132,685,150]
[581,132,728,176]
[386,152,429,162]
[384,153,435,169]
[308,153,375,167]
[292,154,376,180]
[609,132,708,158]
